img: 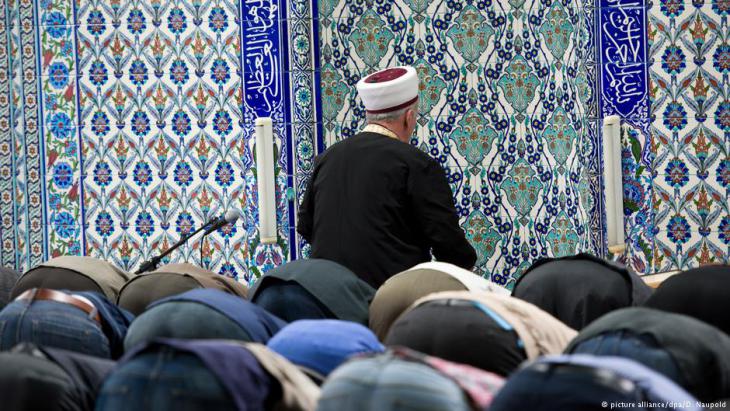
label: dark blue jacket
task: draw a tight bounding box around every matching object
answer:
[74,291,134,359]
[123,339,271,411]
[150,289,285,343]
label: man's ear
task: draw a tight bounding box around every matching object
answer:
[405,108,416,127]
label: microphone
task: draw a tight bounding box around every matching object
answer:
[135,209,242,274]
[203,209,242,235]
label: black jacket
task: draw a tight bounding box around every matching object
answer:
[298,131,476,288]
[512,253,653,330]
[248,259,375,325]
[645,265,730,336]
[566,307,730,402]
[0,343,115,411]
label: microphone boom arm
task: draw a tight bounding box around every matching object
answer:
[135,223,210,274]
[135,210,240,274]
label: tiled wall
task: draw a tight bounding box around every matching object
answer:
[599,0,729,273]
[647,0,729,269]
[74,0,292,280]
[318,0,604,286]
[0,0,45,270]
[598,0,728,273]
[597,0,654,273]
[0,0,726,280]
[0,0,321,283]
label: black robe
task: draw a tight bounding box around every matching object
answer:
[297,131,476,288]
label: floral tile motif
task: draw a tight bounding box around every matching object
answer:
[77,0,248,278]
[0,0,47,270]
[620,123,655,274]
[654,229,729,271]
[39,0,81,259]
[319,0,600,286]
[599,0,729,275]
[648,0,730,274]
[0,0,726,278]
[72,0,310,282]
[8,0,30,271]
[0,0,322,281]
[653,119,725,176]
[654,171,726,232]
[287,4,321,259]
[0,0,13,267]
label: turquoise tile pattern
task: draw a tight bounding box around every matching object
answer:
[317,0,603,286]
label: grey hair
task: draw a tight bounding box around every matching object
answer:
[365,101,419,122]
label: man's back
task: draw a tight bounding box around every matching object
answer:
[297,132,476,288]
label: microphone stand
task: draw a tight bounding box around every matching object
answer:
[135,222,212,274]
[199,223,218,270]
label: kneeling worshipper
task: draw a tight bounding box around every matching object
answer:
[0,266,20,309]
[117,262,248,315]
[384,290,576,376]
[317,348,505,411]
[249,259,375,324]
[97,339,319,411]
[123,288,284,351]
[489,355,700,411]
[0,288,134,359]
[566,307,730,402]
[644,264,730,335]
[511,253,653,330]
[267,319,385,384]
[369,261,509,340]
[297,66,476,290]
[11,256,132,302]
[0,343,115,411]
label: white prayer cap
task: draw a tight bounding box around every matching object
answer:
[356,66,419,114]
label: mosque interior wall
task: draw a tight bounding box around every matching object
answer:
[0,0,726,283]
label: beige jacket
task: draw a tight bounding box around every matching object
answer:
[244,343,320,411]
[409,291,577,359]
[370,263,508,340]
[408,262,510,295]
[40,256,132,300]
[155,263,248,298]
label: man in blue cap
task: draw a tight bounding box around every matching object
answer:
[267,319,384,383]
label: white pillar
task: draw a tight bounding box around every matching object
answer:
[602,115,625,251]
[255,117,278,244]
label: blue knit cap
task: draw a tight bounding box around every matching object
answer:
[267,319,384,378]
